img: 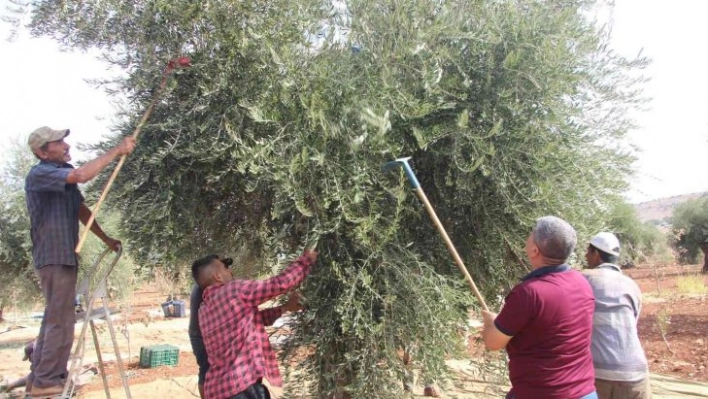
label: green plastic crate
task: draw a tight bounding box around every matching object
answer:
[139,344,179,368]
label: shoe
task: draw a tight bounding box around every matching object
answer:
[423,386,441,397]
[30,385,64,398]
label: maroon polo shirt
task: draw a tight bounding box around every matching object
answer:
[495,264,596,399]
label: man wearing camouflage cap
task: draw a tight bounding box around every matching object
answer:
[24,126,135,398]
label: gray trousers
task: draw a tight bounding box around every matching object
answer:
[29,265,78,389]
[596,377,651,399]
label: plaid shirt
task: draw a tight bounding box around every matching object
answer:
[25,160,84,268]
[199,255,313,399]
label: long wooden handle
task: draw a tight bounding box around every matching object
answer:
[74,57,192,253]
[415,187,489,311]
[75,99,159,253]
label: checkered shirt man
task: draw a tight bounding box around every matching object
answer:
[25,160,84,268]
[199,254,313,399]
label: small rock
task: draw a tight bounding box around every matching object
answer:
[696,339,705,346]
[672,361,692,371]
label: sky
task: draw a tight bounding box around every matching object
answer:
[608,0,708,202]
[0,4,119,158]
[0,0,706,203]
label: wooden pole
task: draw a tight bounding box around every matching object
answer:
[414,187,489,311]
[75,57,191,253]
[384,157,489,311]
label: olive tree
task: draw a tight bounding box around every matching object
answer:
[11,0,647,396]
[672,196,708,273]
[0,140,40,322]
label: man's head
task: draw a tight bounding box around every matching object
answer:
[585,232,620,268]
[28,126,71,163]
[525,216,577,268]
[191,255,234,289]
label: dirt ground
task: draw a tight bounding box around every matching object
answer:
[625,264,708,381]
[1,263,707,398]
[0,286,506,398]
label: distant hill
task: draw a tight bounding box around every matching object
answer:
[634,192,707,223]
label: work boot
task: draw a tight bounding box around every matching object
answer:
[423,386,441,397]
[30,385,64,398]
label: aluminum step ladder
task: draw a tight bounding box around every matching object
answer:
[61,247,132,399]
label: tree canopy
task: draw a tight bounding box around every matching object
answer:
[607,201,669,266]
[0,139,40,319]
[13,0,648,396]
[672,196,708,273]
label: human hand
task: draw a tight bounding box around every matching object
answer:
[115,137,137,156]
[303,250,318,263]
[104,237,122,252]
[481,310,497,326]
[282,291,303,312]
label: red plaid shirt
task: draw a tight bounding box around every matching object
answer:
[199,255,313,399]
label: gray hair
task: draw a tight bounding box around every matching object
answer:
[532,216,577,261]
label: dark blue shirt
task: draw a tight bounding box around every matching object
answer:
[25,160,84,268]
[189,284,204,338]
[188,285,209,384]
[520,264,570,281]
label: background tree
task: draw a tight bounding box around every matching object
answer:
[671,196,708,273]
[12,0,647,396]
[0,138,40,322]
[607,201,670,266]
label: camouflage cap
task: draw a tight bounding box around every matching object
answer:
[28,126,70,151]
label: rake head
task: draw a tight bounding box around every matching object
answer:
[382,156,419,189]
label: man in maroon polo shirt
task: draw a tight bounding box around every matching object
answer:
[481,216,597,399]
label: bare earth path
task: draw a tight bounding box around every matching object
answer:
[2,265,708,398]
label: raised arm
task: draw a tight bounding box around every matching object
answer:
[259,291,303,326]
[237,252,317,308]
[66,137,136,184]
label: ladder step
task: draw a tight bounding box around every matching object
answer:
[74,308,120,322]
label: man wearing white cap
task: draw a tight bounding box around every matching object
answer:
[584,233,650,399]
[24,126,135,398]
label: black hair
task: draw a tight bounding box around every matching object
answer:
[192,254,219,285]
[589,245,619,264]
[191,255,233,288]
[31,142,53,160]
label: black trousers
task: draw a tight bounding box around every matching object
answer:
[228,380,271,399]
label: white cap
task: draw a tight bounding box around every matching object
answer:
[589,232,620,256]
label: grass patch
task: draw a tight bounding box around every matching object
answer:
[676,275,708,295]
